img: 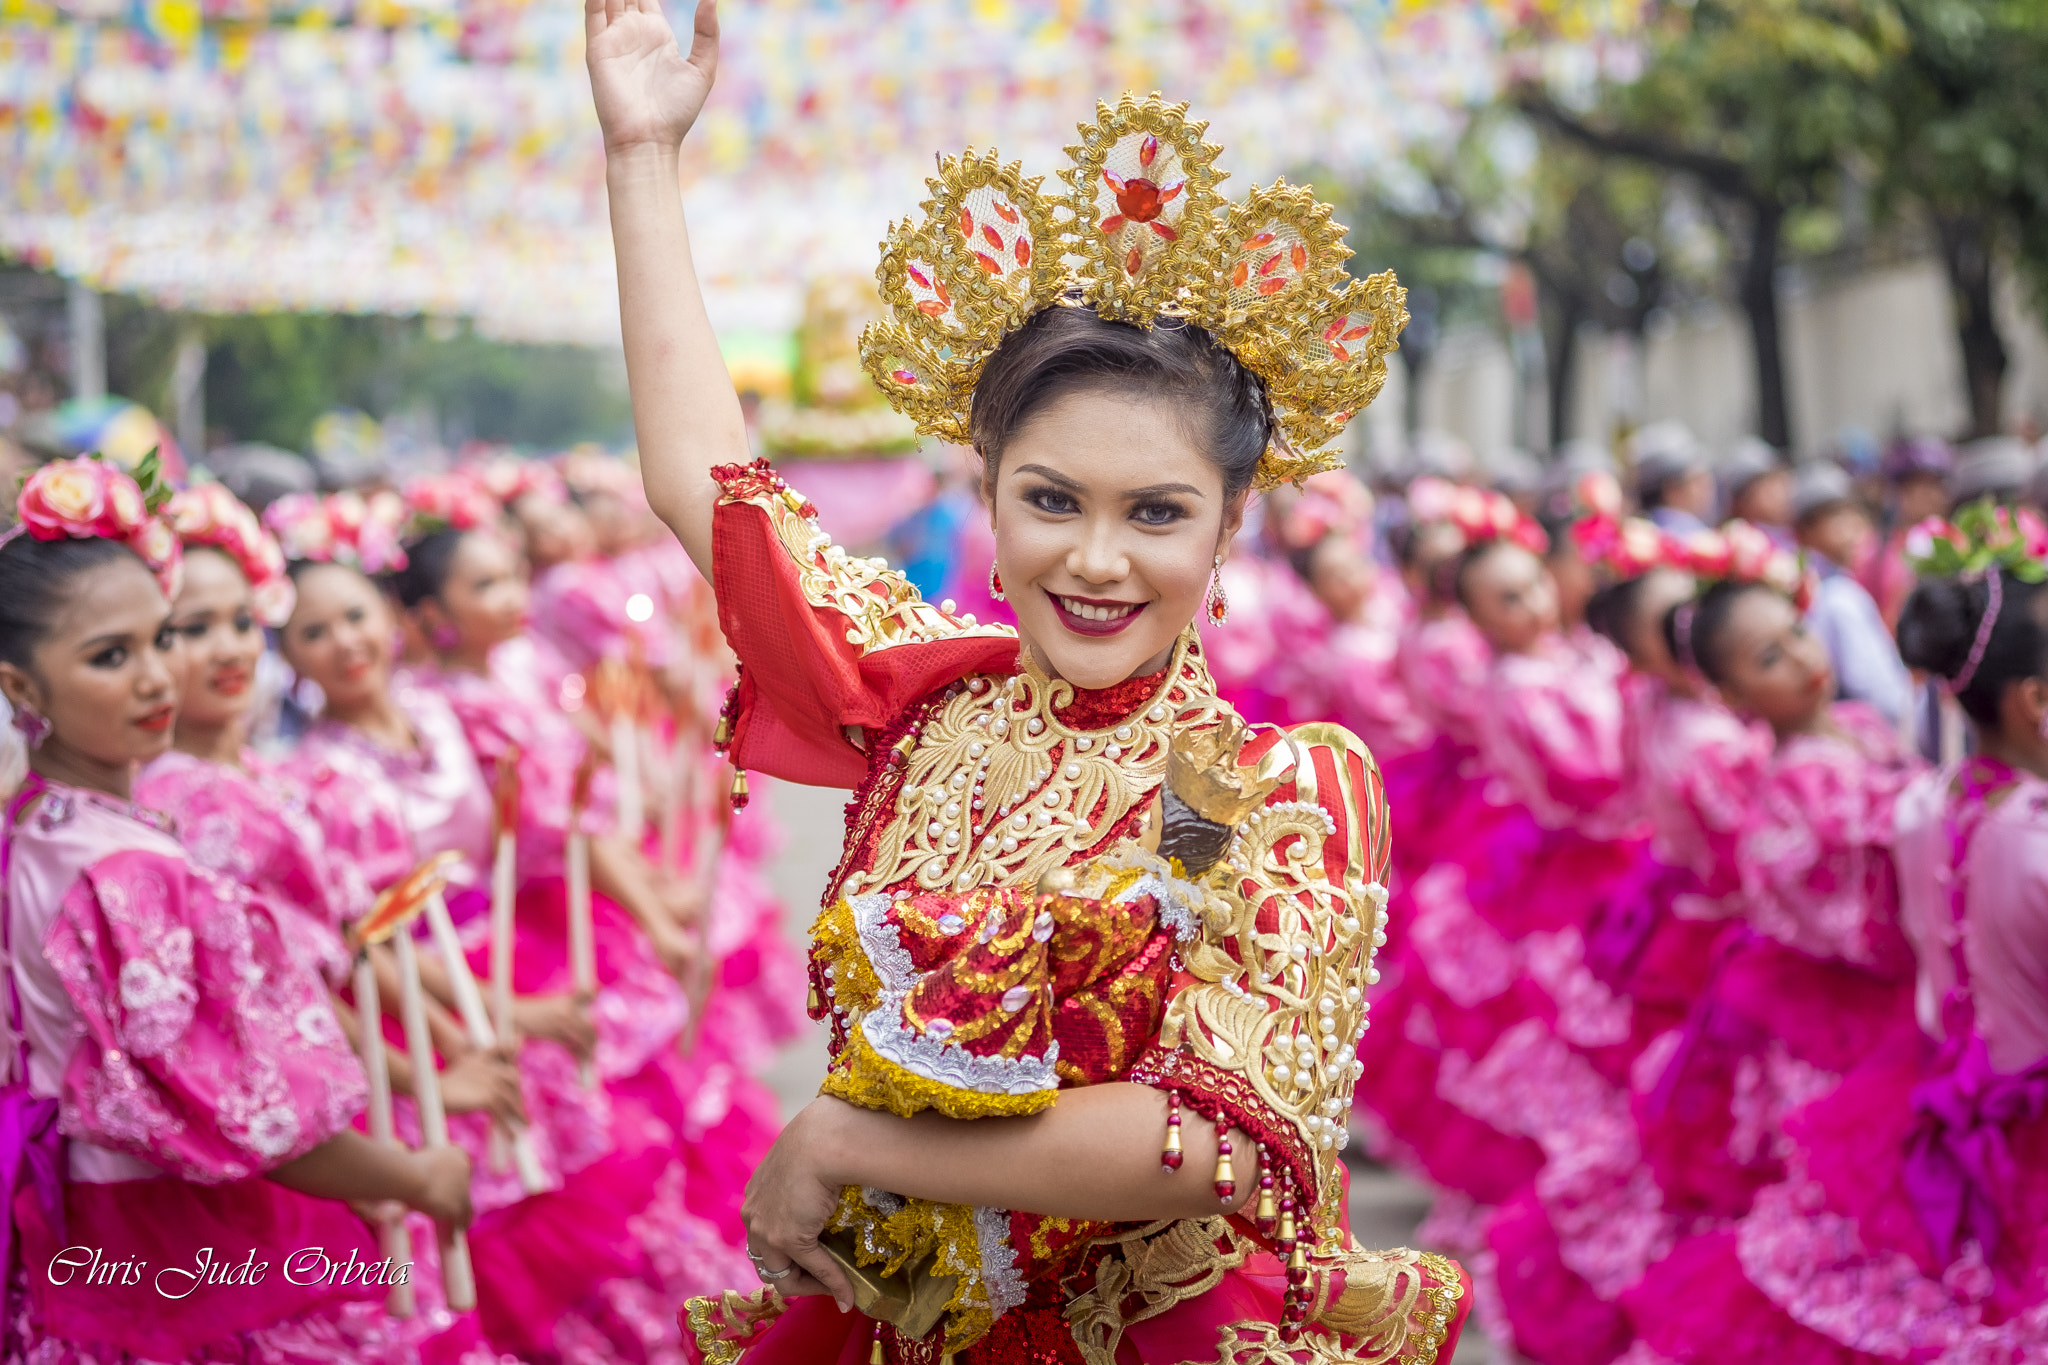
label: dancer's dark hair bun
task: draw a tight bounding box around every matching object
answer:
[1898,570,2048,727]
[385,528,469,609]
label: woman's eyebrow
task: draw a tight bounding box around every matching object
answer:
[1011,464,1205,501]
[74,630,138,654]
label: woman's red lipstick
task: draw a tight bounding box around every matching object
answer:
[1048,591,1146,638]
[211,667,251,698]
[135,706,175,733]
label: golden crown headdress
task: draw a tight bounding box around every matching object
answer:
[858,93,1409,491]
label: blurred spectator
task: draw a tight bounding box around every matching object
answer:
[1792,462,1911,724]
[1630,421,1714,533]
[1722,437,1792,545]
[1863,437,1954,627]
[202,442,317,513]
[1949,436,2033,505]
[1491,448,1543,516]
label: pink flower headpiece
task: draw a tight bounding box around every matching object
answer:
[8,453,183,599]
[1902,498,2048,583]
[1408,476,1546,555]
[164,484,295,625]
[264,489,409,575]
[1276,469,1376,552]
[402,470,501,536]
[474,455,567,507]
[1676,519,1817,613]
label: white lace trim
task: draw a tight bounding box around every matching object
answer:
[850,891,917,991]
[973,1204,1026,1314]
[860,993,1060,1096]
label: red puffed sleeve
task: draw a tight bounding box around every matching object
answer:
[711,460,1018,786]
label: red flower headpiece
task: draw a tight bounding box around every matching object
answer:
[264,489,409,575]
[164,484,295,625]
[9,453,183,599]
[401,470,500,536]
[1407,475,1546,554]
[1677,519,1817,613]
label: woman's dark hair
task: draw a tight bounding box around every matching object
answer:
[0,536,145,669]
[1898,569,2048,727]
[1660,579,1774,687]
[1585,575,1652,654]
[385,528,469,609]
[968,304,1273,499]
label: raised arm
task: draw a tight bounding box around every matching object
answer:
[588,0,746,580]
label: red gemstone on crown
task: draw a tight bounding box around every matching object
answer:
[1101,172,1185,227]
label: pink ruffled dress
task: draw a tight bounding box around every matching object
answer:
[404,662,790,1246]
[2,775,414,1364]
[287,684,747,1364]
[134,749,504,1364]
[1618,705,1932,1365]
[1362,636,1643,1224]
[1273,576,1431,761]
[1473,681,1767,1365]
[1630,758,2048,1365]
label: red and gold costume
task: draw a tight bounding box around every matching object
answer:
[682,462,1469,1365]
[683,93,1465,1365]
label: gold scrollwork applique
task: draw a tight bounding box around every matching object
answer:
[842,629,1225,900]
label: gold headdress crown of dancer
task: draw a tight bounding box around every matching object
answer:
[858,93,1410,491]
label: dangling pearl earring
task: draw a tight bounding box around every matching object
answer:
[1205,554,1228,626]
[989,565,1006,602]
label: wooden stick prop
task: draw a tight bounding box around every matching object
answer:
[421,889,548,1193]
[356,854,474,1314]
[486,747,523,1181]
[680,762,735,1057]
[568,750,599,1089]
[350,947,416,1319]
[602,661,645,844]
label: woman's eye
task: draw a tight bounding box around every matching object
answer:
[233,613,257,634]
[345,607,367,625]
[1131,500,1187,527]
[91,645,128,668]
[155,627,177,652]
[1026,487,1078,515]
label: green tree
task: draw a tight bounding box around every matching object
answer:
[1862,0,2048,437]
[1517,0,1902,450]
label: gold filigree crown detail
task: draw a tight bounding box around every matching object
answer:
[858,93,1410,491]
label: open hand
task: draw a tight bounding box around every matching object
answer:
[586,0,720,154]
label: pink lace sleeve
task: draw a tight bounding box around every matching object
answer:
[1738,707,1917,969]
[44,849,368,1182]
[1484,651,1630,825]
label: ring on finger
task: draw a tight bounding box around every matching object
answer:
[752,1261,794,1282]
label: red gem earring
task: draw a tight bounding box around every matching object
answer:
[989,565,1006,602]
[1205,555,1228,625]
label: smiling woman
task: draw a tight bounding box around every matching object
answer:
[589,3,1468,1361]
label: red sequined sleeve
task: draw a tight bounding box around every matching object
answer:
[710,459,1018,787]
